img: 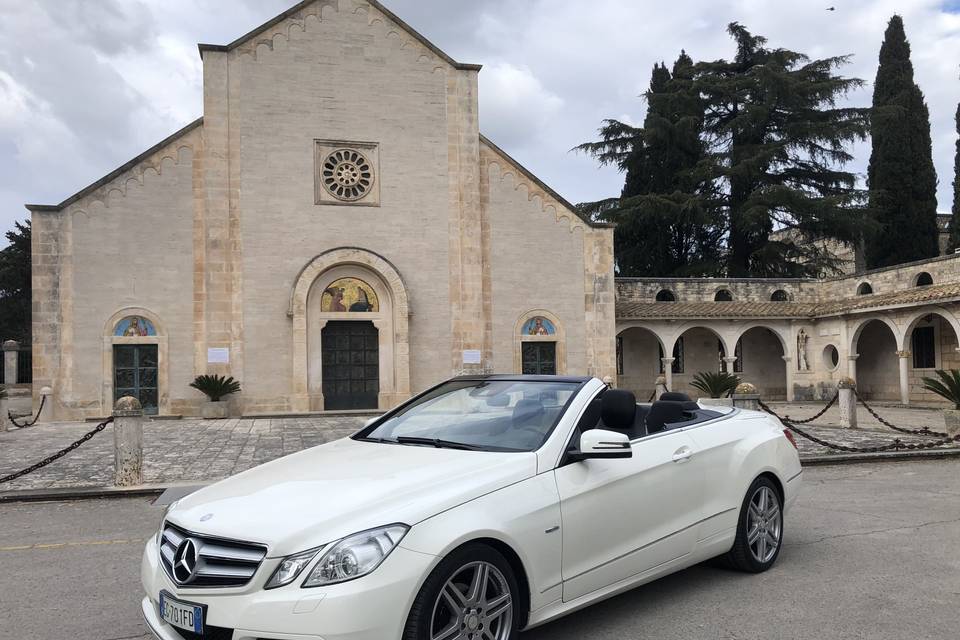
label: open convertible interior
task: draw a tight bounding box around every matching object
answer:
[577,389,725,440]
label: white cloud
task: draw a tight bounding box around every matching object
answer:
[1,0,960,240]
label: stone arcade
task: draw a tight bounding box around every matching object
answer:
[26,0,616,420]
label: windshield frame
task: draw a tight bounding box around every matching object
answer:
[352,376,589,453]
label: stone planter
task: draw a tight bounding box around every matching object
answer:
[698,397,733,407]
[943,409,960,437]
[201,400,229,419]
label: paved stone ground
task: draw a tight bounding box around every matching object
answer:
[1,402,957,491]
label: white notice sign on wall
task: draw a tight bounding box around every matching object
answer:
[207,347,230,364]
[462,349,481,365]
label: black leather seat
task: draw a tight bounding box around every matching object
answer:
[512,399,545,427]
[659,391,700,411]
[600,390,636,431]
[646,400,688,434]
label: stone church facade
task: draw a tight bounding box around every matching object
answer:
[26,0,616,420]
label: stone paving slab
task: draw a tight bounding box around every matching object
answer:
[1,403,957,492]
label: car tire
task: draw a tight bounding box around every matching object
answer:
[403,542,521,640]
[725,476,784,573]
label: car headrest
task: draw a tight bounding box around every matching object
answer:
[659,391,692,402]
[512,399,545,426]
[600,389,637,430]
[646,401,688,434]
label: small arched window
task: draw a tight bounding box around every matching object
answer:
[857,282,873,296]
[655,289,676,302]
[915,272,933,287]
[714,289,733,302]
[770,289,789,302]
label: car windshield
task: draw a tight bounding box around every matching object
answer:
[357,379,582,452]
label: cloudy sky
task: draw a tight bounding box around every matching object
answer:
[2,0,960,244]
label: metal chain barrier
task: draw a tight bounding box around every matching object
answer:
[758,399,960,454]
[0,417,113,485]
[781,392,837,424]
[8,394,46,429]
[853,389,948,437]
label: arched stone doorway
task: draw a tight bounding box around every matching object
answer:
[616,326,665,400]
[903,310,960,404]
[854,319,899,401]
[288,248,410,412]
[102,307,167,415]
[669,325,731,398]
[734,327,787,400]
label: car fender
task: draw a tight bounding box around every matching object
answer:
[399,471,563,613]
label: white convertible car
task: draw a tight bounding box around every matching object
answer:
[141,375,802,640]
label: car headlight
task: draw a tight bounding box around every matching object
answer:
[264,547,323,589]
[302,524,408,587]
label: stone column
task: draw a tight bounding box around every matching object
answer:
[661,358,675,393]
[732,382,760,411]
[722,356,739,374]
[847,354,859,382]
[3,340,19,385]
[113,396,144,487]
[654,375,667,401]
[837,378,857,429]
[37,386,54,424]
[781,355,795,402]
[601,376,614,388]
[896,350,911,406]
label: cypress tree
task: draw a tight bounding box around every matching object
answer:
[949,103,960,253]
[694,24,871,277]
[865,15,939,268]
[577,53,723,276]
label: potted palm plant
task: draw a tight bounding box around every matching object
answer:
[690,371,741,407]
[190,374,241,419]
[920,369,960,437]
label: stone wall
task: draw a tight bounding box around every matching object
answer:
[616,278,818,303]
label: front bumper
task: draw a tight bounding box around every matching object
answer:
[140,539,437,640]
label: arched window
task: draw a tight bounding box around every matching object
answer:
[770,289,789,302]
[655,289,676,302]
[915,272,933,287]
[714,289,733,302]
[857,282,873,296]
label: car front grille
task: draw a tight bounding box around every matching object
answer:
[159,522,267,588]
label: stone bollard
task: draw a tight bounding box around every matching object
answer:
[838,377,857,429]
[3,340,18,385]
[654,375,668,401]
[732,382,760,412]
[113,395,144,487]
[37,386,54,424]
[602,376,614,388]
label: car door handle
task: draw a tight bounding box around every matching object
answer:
[672,447,693,463]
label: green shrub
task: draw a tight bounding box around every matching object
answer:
[190,374,241,402]
[690,371,741,399]
[920,369,960,409]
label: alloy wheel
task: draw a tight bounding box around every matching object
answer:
[746,485,782,564]
[429,560,513,640]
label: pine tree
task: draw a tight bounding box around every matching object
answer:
[0,220,31,343]
[577,53,723,276]
[865,15,939,268]
[694,23,871,277]
[948,103,960,253]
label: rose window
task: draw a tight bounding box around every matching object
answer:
[321,149,374,201]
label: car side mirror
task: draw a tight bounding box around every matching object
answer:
[570,429,632,462]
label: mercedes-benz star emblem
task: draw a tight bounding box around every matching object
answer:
[172,538,201,584]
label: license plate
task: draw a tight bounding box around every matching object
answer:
[159,591,205,635]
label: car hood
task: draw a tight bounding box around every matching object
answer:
[167,437,537,557]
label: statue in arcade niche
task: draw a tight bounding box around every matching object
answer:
[797,328,809,371]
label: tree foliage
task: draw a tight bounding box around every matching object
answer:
[949,103,960,254]
[865,15,939,269]
[579,23,870,278]
[577,54,723,276]
[0,220,31,344]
